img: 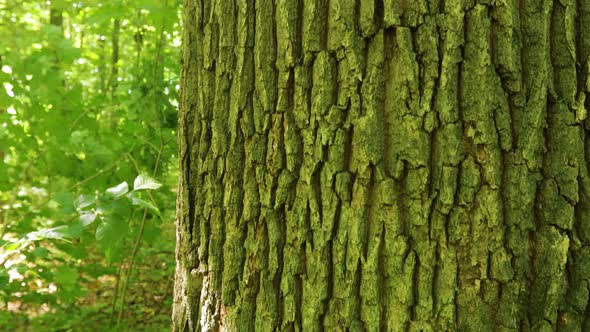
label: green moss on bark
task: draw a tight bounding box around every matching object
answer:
[173,0,590,331]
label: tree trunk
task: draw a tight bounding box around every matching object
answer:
[173,0,590,331]
[109,19,121,97]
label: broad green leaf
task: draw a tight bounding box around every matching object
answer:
[95,196,132,218]
[79,212,97,226]
[66,224,84,238]
[27,225,73,241]
[133,175,162,191]
[127,192,160,215]
[52,192,75,214]
[84,5,129,24]
[95,217,128,262]
[106,181,129,198]
[95,218,127,245]
[2,241,22,252]
[54,266,78,285]
[0,270,9,288]
[95,221,112,244]
[104,242,125,263]
[75,194,95,210]
[32,246,49,258]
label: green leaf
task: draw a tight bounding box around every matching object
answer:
[95,217,128,262]
[95,217,127,246]
[0,270,9,288]
[2,241,22,252]
[27,225,73,241]
[75,195,95,210]
[95,221,113,244]
[85,5,129,24]
[79,212,97,226]
[32,246,49,258]
[66,224,84,238]
[133,174,162,191]
[106,181,129,198]
[104,243,125,263]
[127,192,160,215]
[52,192,75,214]
[54,266,78,285]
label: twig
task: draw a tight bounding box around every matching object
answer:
[116,207,149,326]
[109,257,125,325]
[109,210,135,325]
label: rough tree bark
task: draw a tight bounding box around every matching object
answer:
[173,0,590,331]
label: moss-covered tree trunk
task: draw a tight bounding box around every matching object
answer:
[173,0,590,330]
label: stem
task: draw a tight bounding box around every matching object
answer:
[116,208,148,327]
[110,210,135,325]
[109,257,124,325]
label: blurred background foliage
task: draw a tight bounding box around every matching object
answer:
[0,0,181,330]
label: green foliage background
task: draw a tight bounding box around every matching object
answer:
[0,0,180,330]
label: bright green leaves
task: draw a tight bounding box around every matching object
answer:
[54,266,79,286]
[79,212,98,227]
[0,227,76,279]
[102,175,162,215]
[32,246,50,258]
[0,269,9,288]
[95,218,121,244]
[106,181,130,198]
[95,215,128,262]
[27,225,75,241]
[0,0,179,328]
[106,175,161,198]
[133,174,162,191]
[54,265,84,302]
[1,175,163,264]
[52,191,76,214]
[84,2,130,25]
[91,175,163,259]
[120,175,164,215]
[127,192,161,215]
[76,194,96,210]
[2,225,76,255]
[2,241,22,252]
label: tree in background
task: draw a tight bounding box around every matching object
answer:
[174,0,590,330]
[0,0,180,330]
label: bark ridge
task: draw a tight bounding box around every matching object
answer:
[173,0,590,331]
